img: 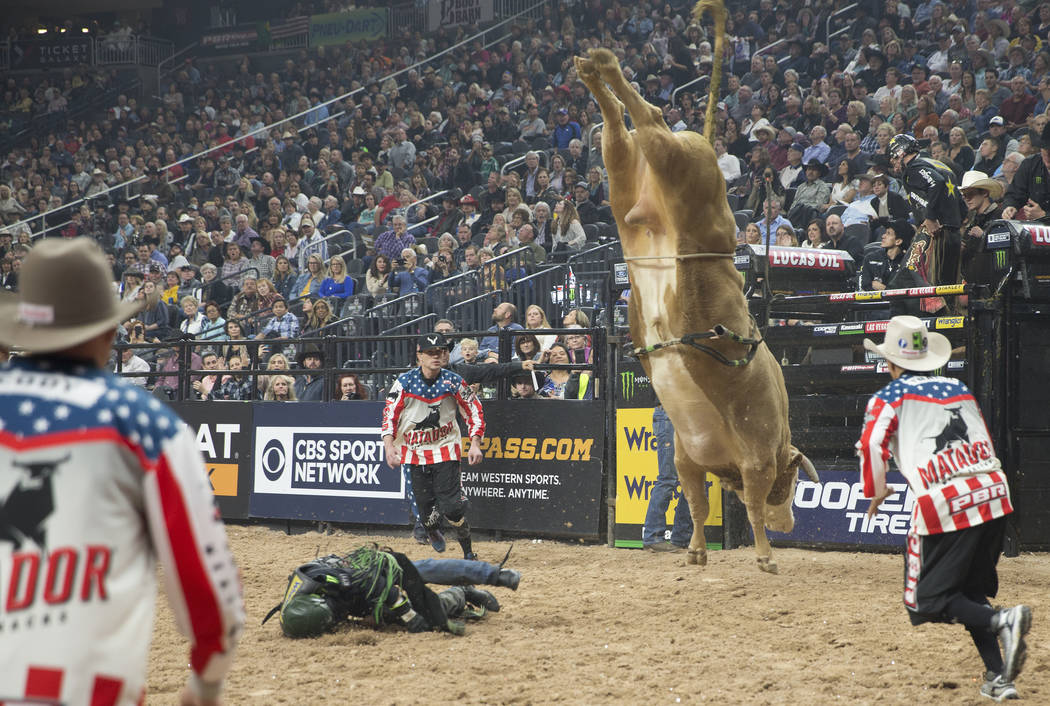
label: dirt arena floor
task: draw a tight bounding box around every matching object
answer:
[147,524,1050,704]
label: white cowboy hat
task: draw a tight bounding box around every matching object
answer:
[959,170,1005,201]
[863,315,951,372]
[0,239,142,353]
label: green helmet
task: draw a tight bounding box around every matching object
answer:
[280,594,335,638]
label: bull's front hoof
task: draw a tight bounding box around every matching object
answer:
[756,557,779,574]
[687,548,707,566]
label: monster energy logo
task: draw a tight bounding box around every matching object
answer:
[996,250,1007,268]
[620,371,651,400]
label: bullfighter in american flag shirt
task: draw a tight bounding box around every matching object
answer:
[382,332,484,560]
[0,239,243,706]
[858,315,1031,702]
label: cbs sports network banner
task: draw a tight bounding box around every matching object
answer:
[249,401,605,537]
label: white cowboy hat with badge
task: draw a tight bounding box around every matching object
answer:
[0,239,143,353]
[863,315,951,372]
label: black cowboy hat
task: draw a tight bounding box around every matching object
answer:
[296,343,325,366]
[804,159,828,176]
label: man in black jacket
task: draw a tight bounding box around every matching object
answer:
[869,174,911,221]
[1001,123,1050,223]
[889,134,967,299]
[861,221,912,291]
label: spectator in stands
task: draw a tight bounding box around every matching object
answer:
[293,253,327,299]
[745,164,784,215]
[802,219,829,249]
[513,333,544,363]
[220,242,250,290]
[538,342,572,399]
[861,221,913,291]
[366,254,392,297]
[374,214,415,260]
[824,213,864,262]
[264,374,297,402]
[552,108,582,150]
[319,254,355,302]
[294,345,325,402]
[272,256,297,301]
[178,295,208,337]
[301,298,335,336]
[115,345,151,387]
[870,174,911,221]
[191,350,224,401]
[336,373,369,401]
[199,301,226,342]
[530,201,553,248]
[228,276,260,324]
[563,326,593,365]
[479,302,524,360]
[199,263,232,308]
[391,248,430,295]
[136,280,170,340]
[511,370,543,399]
[255,278,280,316]
[552,199,587,255]
[753,196,793,240]
[826,161,860,209]
[248,237,276,282]
[209,352,253,401]
[153,346,202,399]
[251,287,297,341]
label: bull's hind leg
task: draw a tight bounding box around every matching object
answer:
[675,449,710,567]
[741,466,779,574]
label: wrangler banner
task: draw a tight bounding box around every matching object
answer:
[461,400,605,537]
[614,408,722,547]
[172,402,253,519]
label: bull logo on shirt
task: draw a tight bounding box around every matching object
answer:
[0,454,68,551]
[413,404,442,432]
[929,407,969,455]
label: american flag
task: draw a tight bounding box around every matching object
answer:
[269,16,310,41]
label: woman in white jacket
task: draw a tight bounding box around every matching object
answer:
[551,200,586,254]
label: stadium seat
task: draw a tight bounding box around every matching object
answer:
[583,223,599,241]
[827,204,847,218]
[844,223,870,245]
[734,212,750,233]
[783,187,796,212]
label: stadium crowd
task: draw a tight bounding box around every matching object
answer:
[1,0,1047,399]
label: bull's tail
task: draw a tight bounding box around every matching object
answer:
[693,0,727,144]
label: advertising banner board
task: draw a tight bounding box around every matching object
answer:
[250,402,409,524]
[11,38,93,69]
[426,0,494,31]
[171,402,253,519]
[310,8,388,46]
[769,468,910,547]
[614,408,722,547]
[460,400,605,537]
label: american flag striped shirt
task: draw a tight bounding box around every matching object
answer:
[381,367,484,465]
[858,373,1012,535]
[0,357,244,705]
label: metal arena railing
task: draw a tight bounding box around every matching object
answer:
[113,325,601,403]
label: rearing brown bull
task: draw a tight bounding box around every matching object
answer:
[575,0,817,573]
